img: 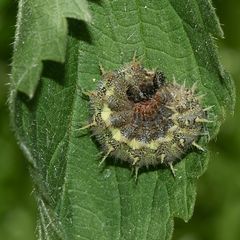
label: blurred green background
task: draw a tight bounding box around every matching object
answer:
[0,0,239,239]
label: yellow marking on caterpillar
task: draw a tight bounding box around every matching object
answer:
[105,86,115,97]
[101,104,112,126]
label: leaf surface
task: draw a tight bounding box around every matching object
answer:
[10,0,235,239]
[12,0,91,97]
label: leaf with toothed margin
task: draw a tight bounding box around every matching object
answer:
[9,0,235,240]
[11,0,91,98]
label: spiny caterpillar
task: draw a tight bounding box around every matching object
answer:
[81,59,212,177]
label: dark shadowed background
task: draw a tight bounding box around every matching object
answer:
[0,0,239,239]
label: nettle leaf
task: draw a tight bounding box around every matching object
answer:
[10,0,235,240]
[11,0,91,98]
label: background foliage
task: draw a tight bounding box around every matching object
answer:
[0,0,239,239]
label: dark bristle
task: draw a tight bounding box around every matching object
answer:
[153,72,165,90]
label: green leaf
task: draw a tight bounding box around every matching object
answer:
[11,0,91,98]
[10,0,235,240]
